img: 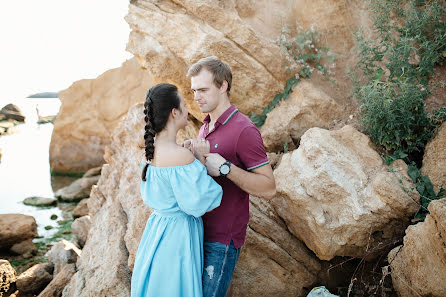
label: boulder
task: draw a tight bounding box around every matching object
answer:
[38,263,76,297]
[0,214,38,249]
[421,122,446,192]
[47,240,80,276]
[55,175,100,202]
[273,126,420,260]
[83,166,102,178]
[0,260,17,296]
[0,104,25,122]
[10,239,37,256]
[62,103,320,296]
[260,81,342,152]
[73,199,89,218]
[16,263,53,295]
[49,58,153,174]
[71,216,91,248]
[388,198,446,297]
[23,196,57,207]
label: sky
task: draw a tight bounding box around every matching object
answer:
[0,0,132,106]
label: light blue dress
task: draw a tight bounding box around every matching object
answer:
[131,159,223,297]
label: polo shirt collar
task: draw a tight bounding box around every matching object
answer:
[203,105,238,125]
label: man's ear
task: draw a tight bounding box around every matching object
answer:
[220,80,228,94]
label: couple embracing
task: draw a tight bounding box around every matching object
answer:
[131,56,276,297]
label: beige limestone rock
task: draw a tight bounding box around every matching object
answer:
[421,122,446,193]
[0,104,25,122]
[273,126,420,260]
[39,264,76,297]
[0,214,38,249]
[125,0,284,121]
[16,263,53,295]
[50,58,153,174]
[71,216,91,248]
[261,81,342,152]
[0,260,17,296]
[10,239,37,255]
[388,198,446,297]
[233,196,321,297]
[55,175,100,202]
[62,104,321,296]
[73,199,89,218]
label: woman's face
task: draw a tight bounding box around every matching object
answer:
[176,93,189,129]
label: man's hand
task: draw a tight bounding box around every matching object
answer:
[204,153,226,177]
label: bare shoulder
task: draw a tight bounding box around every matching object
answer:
[172,146,195,166]
[153,145,195,167]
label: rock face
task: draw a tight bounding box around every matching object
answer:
[50,58,153,174]
[261,81,342,152]
[62,104,321,297]
[421,122,446,192]
[273,126,420,260]
[125,0,285,121]
[0,214,38,250]
[233,196,320,297]
[388,198,446,297]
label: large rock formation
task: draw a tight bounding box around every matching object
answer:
[50,58,153,174]
[126,1,373,123]
[273,126,420,260]
[421,122,446,192]
[260,80,342,152]
[62,104,321,297]
[125,0,285,121]
[388,198,446,297]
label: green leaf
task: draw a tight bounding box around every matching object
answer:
[407,164,420,182]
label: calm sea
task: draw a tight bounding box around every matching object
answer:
[0,98,76,238]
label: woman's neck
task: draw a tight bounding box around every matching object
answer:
[155,123,178,146]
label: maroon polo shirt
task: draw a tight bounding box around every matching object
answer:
[199,105,269,248]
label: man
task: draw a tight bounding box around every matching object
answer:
[185,56,276,297]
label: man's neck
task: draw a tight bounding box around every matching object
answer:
[208,100,231,126]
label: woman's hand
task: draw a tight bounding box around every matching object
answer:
[190,138,210,165]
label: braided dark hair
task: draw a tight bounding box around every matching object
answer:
[141,83,181,181]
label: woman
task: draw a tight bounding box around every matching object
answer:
[131,83,222,297]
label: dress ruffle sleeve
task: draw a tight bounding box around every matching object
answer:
[170,159,222,218]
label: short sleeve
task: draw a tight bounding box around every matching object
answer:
[170,160,222,217]
[236,126,269,171]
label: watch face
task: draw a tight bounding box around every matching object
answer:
[220,164,230,175]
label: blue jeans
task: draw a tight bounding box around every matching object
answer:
[202,241,241,297]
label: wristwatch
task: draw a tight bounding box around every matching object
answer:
[219,161,231,177]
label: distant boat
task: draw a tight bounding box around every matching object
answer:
[27,92,59,98]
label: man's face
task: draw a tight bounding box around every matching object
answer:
[190,69,222,114]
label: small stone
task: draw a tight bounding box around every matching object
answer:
[50,214,58,220]
[45,225,54,230]
[23,196,57,207]
[16,263,53,295]
[10,239,37,255]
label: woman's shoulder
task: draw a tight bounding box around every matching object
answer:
[152,146,196,168]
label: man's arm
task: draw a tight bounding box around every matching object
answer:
[204,153,276,200]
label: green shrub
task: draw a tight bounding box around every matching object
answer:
[353,0,446,219]
[352,0,445,157]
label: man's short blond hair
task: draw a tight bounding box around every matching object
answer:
[187,56,232,95]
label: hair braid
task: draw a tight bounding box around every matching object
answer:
[141,90,156,181]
